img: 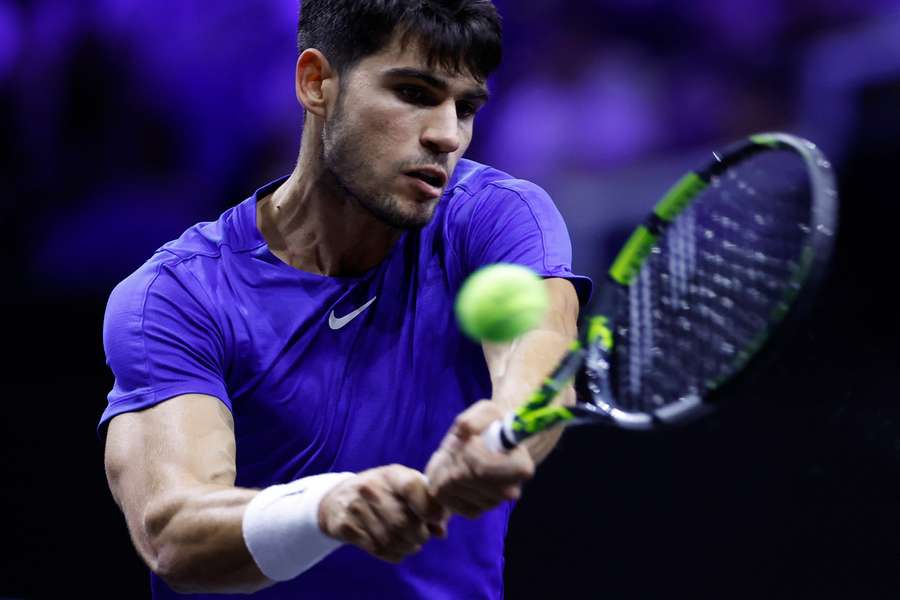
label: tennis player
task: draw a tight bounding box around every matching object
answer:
[100,1,591,598]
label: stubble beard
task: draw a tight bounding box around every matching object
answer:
[321,99,438,231]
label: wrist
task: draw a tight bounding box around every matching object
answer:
[241,472,355,582]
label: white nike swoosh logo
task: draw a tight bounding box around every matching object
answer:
[328,296,377,330]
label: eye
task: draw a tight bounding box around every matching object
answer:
[457,101,478,120]
[396,85,431,105]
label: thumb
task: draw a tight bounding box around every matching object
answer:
[453,399,504,439]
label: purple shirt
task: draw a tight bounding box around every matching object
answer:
[99,158,592,599]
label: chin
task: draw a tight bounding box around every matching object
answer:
[385,208,435,230]
[365,194,438,230]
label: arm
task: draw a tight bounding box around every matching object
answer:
[481,277,579,464]
[104,394,267,593]
[105,394,448,594]
[425,278,579,516]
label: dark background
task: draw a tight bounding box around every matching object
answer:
[2,0,900,598]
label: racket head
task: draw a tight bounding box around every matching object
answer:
[579,132,838,429]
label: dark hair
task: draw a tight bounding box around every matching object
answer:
[297,0,502,82]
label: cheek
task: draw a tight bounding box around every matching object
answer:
[459,126,473,150]
[354,103,416,159]
[453,127,473,158]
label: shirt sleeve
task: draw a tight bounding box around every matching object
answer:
[98,256,230,438]
[450,179,593,306]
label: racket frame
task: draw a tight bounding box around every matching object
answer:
[483,132,838,452]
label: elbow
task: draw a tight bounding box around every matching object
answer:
[151,543,271,595]
[141,502,271,595]
[152,546,201,594]
[141,501,197,592]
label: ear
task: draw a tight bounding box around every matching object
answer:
[295,49,336,117]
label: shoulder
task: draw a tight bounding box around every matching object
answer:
[105,197,254,325]
[104,249,202,337]
[442,159,558,236]
[156,198,259,262]
[109,192,260,293]
[447,158,551,205]
[443,159,562,232]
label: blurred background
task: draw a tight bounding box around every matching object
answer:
[2,0,900,597]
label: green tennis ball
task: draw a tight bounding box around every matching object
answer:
[455,263,549,342]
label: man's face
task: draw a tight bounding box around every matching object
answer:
[321,35,489,230]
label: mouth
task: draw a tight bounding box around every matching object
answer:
[404,167,448,190]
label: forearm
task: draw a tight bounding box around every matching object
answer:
[139,485,269,594]
[428,278,580,513]
[490,328,576,465]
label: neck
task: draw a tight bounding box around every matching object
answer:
[257,133,401,278]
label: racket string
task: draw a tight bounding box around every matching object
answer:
[609,150,814,413]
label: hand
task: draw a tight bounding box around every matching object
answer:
[317,464,449,564]
[425,400,535,519]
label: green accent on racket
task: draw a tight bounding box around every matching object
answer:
[482,131,838,453]
[749,133,783,148]
[511,405,575,434]
[587,316,614,350]
[609,226,658,285]
[654,173,708,222]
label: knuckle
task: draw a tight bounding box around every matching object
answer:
[414,525,430,545]
[474,399,499,416]
[385,463,405,475]
[520,460,536,479]
[388,514,410,534]
[338,523,358,541]
[356,483,378,502]
[368,530,388,549]
[401,477,422,498]
[347,499,365,518]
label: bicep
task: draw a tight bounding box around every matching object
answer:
[104,394,237,559]
[538,277,580,338]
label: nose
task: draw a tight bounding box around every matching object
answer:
[421,101,461,155]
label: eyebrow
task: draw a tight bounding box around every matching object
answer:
[383,67,490,103]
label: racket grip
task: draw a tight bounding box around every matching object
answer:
[482,416,518,453]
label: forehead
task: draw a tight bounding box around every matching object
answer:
[349,33,487,92]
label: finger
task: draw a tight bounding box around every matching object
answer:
[401,505,432,547]
[431,466,502,516]
[437,489,491,519]
[452,400,505,439]
[501,483,522,501]
[438,477,511,512]
[461,443,535,485]
[430,450,516,508]
[384,466,449,525]
[352,484,395,551]
[371,489,429,551]
[424,451,453,498]
[332,518,371,548]
[427,519,448,539]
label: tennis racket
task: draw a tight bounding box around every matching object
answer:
[484,132,838,452]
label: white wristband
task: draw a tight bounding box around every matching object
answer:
[242,472,356,582]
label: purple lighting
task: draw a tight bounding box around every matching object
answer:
[1,0,896,293]
[0,3,22,83]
